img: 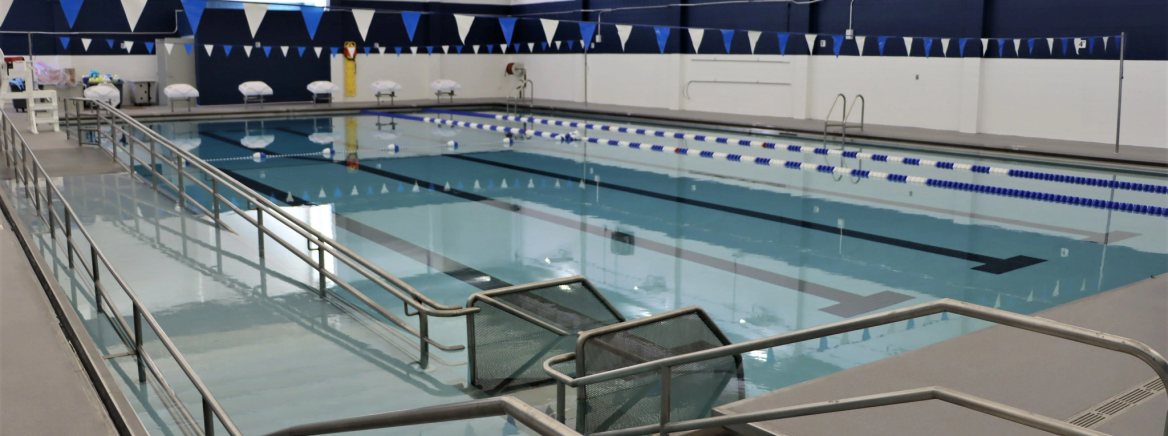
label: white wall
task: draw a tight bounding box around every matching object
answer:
[517,52,1168,149]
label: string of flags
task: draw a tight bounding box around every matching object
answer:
[36,0,1124,59]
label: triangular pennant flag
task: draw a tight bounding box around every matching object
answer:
[855,35,866,56]
[395,46,402,56]
[1028,38,1036,55]
[184,43,192,54]
[688,28,705,53]
[472,45,479,54]
[454,14,475,45]
[1103,36,1109,51]
[1013,38,1021,56]
[778,33,790,55]
[243,3,267,38]
[107,39,116,48]
[654,26,670,54]
[578,22,597,49]
[568,40,575,50]
[805,34,817,54]
[940,38,949,56]
[1060,37,1068,55]
[722,29,735,53]
[401,11,420,41]
[903,37,913,55]
[280,46,289,56]
[500,44,506,53]
[487,44,494,53]
[1046,38,1054,53]
[981,38,989,56]
[1073,38,1082,55]
[616,24,632,51]
[748,30,762,54]
[441,45,448,54]
[513,43,520,52]
[958,38,967,57]
[998,39,1006,57]
[121,0,148,30]
[263,46,271,57]
[922,38,932,58]
[314,46,323,57]
[330,46,339,57]
[499,17,518,45]
[297,46,306,56]
[145,42,154,53]
[223,45,232,56]
[540,18,559,45]
[832,35,843,57]
[378,46,386,55]
[878,36,887,55]
[540,42,546,51]
[181,0,206,34]
[59,37,71,49]
[125,41,135,52]
[555,40,561,50]
[204,44,214,56]
[410,46,418,54]
[1088,37,1095,54]
[425,46,433,55]
[352,9,375,41]
[243,46,252,57]
[456,45,463,53]
[301,6,324,39]
[527,42,534,52]
[165,42,173,54]
[82,38,92,51]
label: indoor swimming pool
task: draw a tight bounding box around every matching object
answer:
[148,109,1168,395]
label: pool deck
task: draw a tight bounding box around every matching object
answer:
[715,274,1168,436]
[97,98,1167,171]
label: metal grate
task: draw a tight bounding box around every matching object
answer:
[1066,376,1166,429]
[578,309,742,434]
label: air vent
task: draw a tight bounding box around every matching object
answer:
[1067,377,1166,429]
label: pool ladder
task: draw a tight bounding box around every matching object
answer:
[506,79,535,119]
[823,93,865,144]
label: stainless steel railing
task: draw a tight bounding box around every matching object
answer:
[823,93,865,144]
[542,298,1168,436]
[258,387,1111,436]
[1,106,242,436]
[63,98,479,368]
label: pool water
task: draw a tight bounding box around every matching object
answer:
[108,109,1163,429]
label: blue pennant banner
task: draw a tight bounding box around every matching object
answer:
[363,47,370,55]
[181,0,205,34]
[832,35,843,57]
[329,47,338,56]
[778,33,789,55]
[59,37,71,48]
[395,47,402,56]
[487,44,494,53]
[1028,38,1036,55]
[654,27,670,54]
[1060,38,1068,55]
[540,42,547,51]
[721,29,734,53]
[1088,37,1095,54]
[263,46,272,56]
[145,42,154,53]
[567,40,574,50]
[498,17,517,45]
[297,46,306,56]
[578,22,596,49]
[958,38,967,57]
[401,11,421,41]
[426,46,434,55]
[923,38,933,58]
[456,46,463,53]
[223,45,232,56]
[106,39,115,48]
[997,39,1005,57]
[302,6,324,39]
[513,43,520,52]
[185,44,193,54]
[878,36,887,55]
[59,0,86,28]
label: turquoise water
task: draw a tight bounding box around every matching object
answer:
[153,111,1168,398]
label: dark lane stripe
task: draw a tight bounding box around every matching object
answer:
[449,154,1046,275]
[199,132,912,317]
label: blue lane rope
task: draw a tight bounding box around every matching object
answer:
[362,111,567,141]
[369,111,1167,217]
[426,109,1168,196]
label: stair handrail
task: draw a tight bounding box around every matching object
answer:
[542,298,1168,436]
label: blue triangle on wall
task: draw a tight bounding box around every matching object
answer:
[59,37,71,48]
[498,17,518,45]
[145,42,154,53]
[401,11,421,41]
[578,22,596,50]
[301,6,324,40]
[180,0,206,34]
[654,27,670,54]
[721,29,734,53]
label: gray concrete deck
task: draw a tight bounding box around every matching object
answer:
[714,274,1168,436]
[0,217,119,436]
[1,108,123,180]
[97,97,1166,171]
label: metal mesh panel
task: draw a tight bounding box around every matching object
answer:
[579,312,740,434]
[471,281,622,393]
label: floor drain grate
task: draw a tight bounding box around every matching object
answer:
[1066,377,1167,429]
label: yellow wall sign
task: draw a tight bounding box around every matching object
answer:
[343,41,357,98]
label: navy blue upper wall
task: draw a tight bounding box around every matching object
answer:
[1,0,1163,59]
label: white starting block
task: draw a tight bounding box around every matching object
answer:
[239,81,273,106]
[371,80,402,105]
[164,84,200,111]
[307,80,341,104]
[430,80,461,104]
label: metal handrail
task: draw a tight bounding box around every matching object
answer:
[506,79,535,116]
[1,109,242,436]
[542,298,1168,436]
[823,93,865,144]
[258,388,1110,436]
[64,98,478,367]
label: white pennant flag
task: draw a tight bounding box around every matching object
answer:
[688,28,705,53]
[855,35,867,56]
[540,18,559,45]
[454,15,475,45]
[410,46,418,55]
[314,46,323,57]
[473,45,480,54]
[243,46,252,57]
[747,30,761,54]
[243,3,268,38]
[351,9,375,41]
[616,25,632,51]
[204,44,214,56]
[1073,38,1082,55]
[1046,38,1054,53]
[377,46,386,55]
[164,42,174,54]
[1013,38,1021,55]
[442,45,449,54]
[121,0,148,30]
[980,38,989,55]
[941,38,950,56]
[125,41,134,52]
[1103,36,1109,51]
[554,41,561,50]
[527,42,534,52]
[280,46,289,56]
[805,34,817,52]
[82,38,92,51]
[499,44,506,53]
[903,37,913,53]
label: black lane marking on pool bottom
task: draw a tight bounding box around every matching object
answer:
[449,155,1047,275]
[198,133,910,317]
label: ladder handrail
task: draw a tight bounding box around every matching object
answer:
[823,93,865,143]
[846,93,865,131]
[542,298,1168,435]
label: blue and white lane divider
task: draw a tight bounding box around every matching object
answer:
[361,111,572,143]
[372,110,1167,217]
[425,109,1168,196]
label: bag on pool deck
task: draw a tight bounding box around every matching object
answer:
[8,81,26,112]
